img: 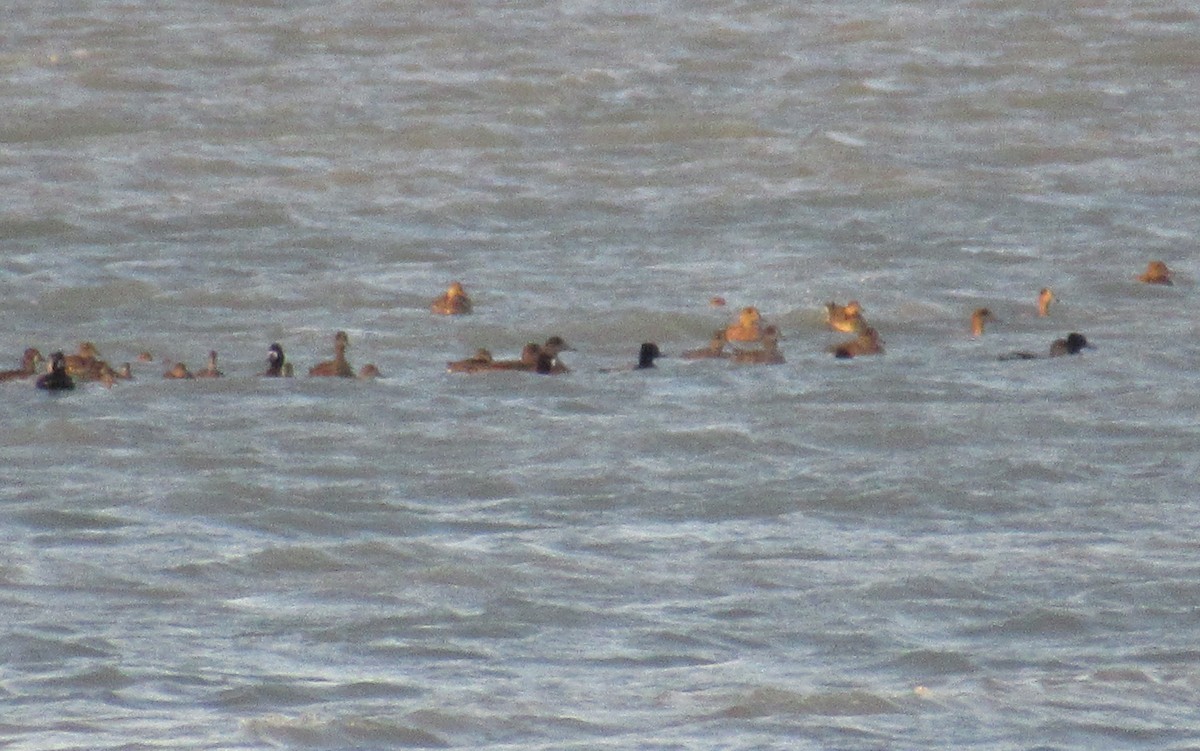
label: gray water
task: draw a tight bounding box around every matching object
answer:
[3,1,1200,748]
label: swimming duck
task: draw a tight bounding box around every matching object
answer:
[1037,288,1055,317]
[635,342,662,369]
[261,343,290,377]
[539,336,572,373]
[194,350,223,378]
[36,352,75,391]
[681,330,729,360]
[1050,332,1092,357]
[733,326,785,365]
[970,308,996,337]
[0,348,43,382]
[309,330,354,377]
[1137,260,1172,285]
[1000,332,1093,360]
[831,326,884,359]
[430,281,473,315]
[725,306,766,342]
[447,348,495,373]
[825,300,867,333]
[486,342,544,371]
[601,342,663,372]
[163,362,194,379]
[63,341,112,381]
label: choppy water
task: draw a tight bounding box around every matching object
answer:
[3,1,1200,748]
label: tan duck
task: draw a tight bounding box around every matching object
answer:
[970,308,996,337]
[725,306,766,342]
[0,348,43,382]
[825,300,867,333]
[309,331,354,377]
[1137,260,1172,285]
[163,362,194,379]
[1037,288,1055,317]
[194,350,224,378]
[430,281,473,315]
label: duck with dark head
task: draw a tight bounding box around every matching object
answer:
[261,343,291,377]
[36,351,75,391]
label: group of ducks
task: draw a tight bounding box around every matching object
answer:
[6,331,383,392]
[5,260,1175,391]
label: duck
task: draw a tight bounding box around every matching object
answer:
[634,342,662,369]
[261,343,290,377]
[36,352,75,391]
[1050,332,1093,357]
[733,326,785,364]
[430,281,473,315]
[1037,288,1055,317]
[539,336,573,373]
[447,348,495,373]
[483,337,573,373]
[681,330,728,360]
[831,326,884,359]
[63,341,111,381]
[725,306,766,342]
[163,362,194,379]
[1000,332,1093,360]
[358,363,382,379]
[1137,260,1172,285]
[194,350,223,378]
[309,331,355,377]
[0,348,43,382]
[486,342,544,371]
[601,342,663,372]
[825,300,867,333]
[970,307,996,337]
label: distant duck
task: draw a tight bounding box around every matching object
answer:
[163,362,194,379]
[1037,287,1055,317]
[358,363,382,379]
[733,326,785,364]
[635,342,662,369]
[602,342,663,372]
[1000,332,1093,360]
[1050,332,1093,357]
[447,348,495,373]
[430,281,473,315]
[1137,260,1173,285]
[261,343,290,377]
[309,330,354,377]
[64,341,111,381]
[970,307,996,337]
[725,306,766,342]
[831,326,884,359]
[137,351,154,362]
[681,330,729,360]
[825,300,867,333]
[483,337,572,373]
[0,348,43,382]
[487,342,544,371]
[194,350,223,378]
[36,352,75,391]
[539,336,573,373]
